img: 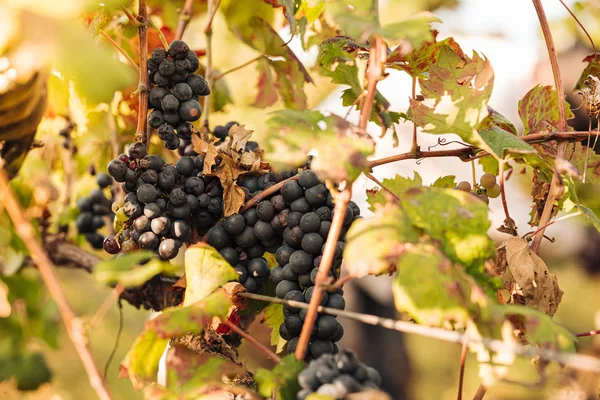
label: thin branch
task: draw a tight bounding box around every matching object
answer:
[147,19,169,49]
[359,37,385,131]
[524,211,583,240]
[575,329,600,337]
[175,0,195,40]
[90,284,125,329]
[364,171,400,203]
[121,7,139,27]
[498,160,517,235]
[133,2,149,144]
[584,119,592,182]
[295,187,352,360]
[0,167,112,400]
[213,54,266,81]
[98,29,140,72]
[239,175,299,213]
[223,320,281,364]
[201,0,218,129]
[530,0,568,253]
[411,76,418,153]
[457,335,468,400]
[558,0,597,58]
[237,292,600,373]
[367,130,599,169]
[473,385,487,400]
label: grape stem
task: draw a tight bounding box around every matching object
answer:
[457,335,468,400]
[175,0,195,41]
[522,210,582,240]
[575,329,600,337]
[294,186,352,360]
[236,292,600,373]
[364,171,400,203]
[558,0,597,58]
[133,1,150,145]
[0,167,113,400]
[223,320,281,364]
[213,53,267,81]
[410,76,419,153]
[530,0,568,254]
[498,160,517,235]
[89,284,125,329]
[473,385,487,400]
[358,37,386,131]
[239,174,299,213]
[98,29,140,72]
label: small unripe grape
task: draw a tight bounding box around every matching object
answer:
[476,193,489,205]
[486,183,501,198]
[479,173,497,190]
[456,181,472,192]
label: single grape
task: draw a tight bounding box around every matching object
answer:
[179,99,202,121]
[281,179,303,203]
[148,110,166,128]
[224,214,246,235]
[159,238,180,260]
[298,170,319,188]
[151,48,167,64]
[139,231,159,250]
[103,235,120,254]
[486,183,501,198]
[187,74,210,96]
[149,86,170,108]
[456,181,472,192]
[136,184,158,204]
[158,58,176,76]
[161,94,180,113]
[168,40,190,59]
[479,173,497,190]
[96,173,113,188]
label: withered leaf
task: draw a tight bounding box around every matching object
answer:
[505,237,563,316]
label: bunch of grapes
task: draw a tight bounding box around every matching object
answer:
[147,40,210,150]
[455,173,501,204]
[75,172,114,249]
[104,142,224,259]
[296,349,382,400]
[265,170,358,359]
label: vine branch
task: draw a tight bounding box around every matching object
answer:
[175,0,195,41]
[99,30,140,72]
[0,167,112,400]
[133,1,149,145]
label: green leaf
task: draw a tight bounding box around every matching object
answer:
[147,290,230,339]
[408,45,495,153]
[430,175,456,188]
[400,187,497,284]
[574,54,600,91]
[344,204,419,277]
[94,252,177,287]
[0,352,52,391]
[121,329,169,389]
[366,172,423,209]
[389,35,464,78]
[378,12,441,46]
[564,175,600,232]
[263,303,287,353]
[392,244,484,326]
[264,110,374,182]
[184,243,239,306]
[211,70,234,112]
[317,36,399,130]
[328,0,378,41]
[517,85,574,134]
[255,354,304,399]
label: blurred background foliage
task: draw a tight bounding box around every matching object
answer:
[1,0,600,399]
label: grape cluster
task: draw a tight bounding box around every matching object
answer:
[147,40,210,150]
[262,171,359,359]
[76,173,114,249]
[455,173,500,205]
[296,349,382,400]
[104,142,224,259]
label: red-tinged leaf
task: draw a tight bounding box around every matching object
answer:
[517,84,574,134]
[574,54,600,91]
[253,57,278,108]
[262,0,297,33]
[121,329,169,389]
[146,290,230,338]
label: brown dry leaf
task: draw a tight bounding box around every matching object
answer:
[505,237,563,316]
[0,280,10,317]
[202,143,220,175]
[228,124,253,157]
[207,154,246,216]
[191,125,212,154]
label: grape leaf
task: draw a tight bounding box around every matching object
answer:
[263,303,287,353]
[564,175,600,232]
[400,187,497,285]
[378,12,441,46]
[517,85,574,134]
[253,57,278,108]
[263,0,297,33]
[255,354,304,400]
[408,45,495,153]
[344,204,419,277]
[211,70,234,112]
[120,329,169,389]
[264,110,374,182]
[574,54,600,91]
[317,36,400,131]
[184,244,239,305]
[389,34,464,78]
[505,237,563,316]
[146,290,230,338]
[430,175,456,188]
[93,251,177,287]
[366,172,423,210]
[328,0,378,41]
[0,352,52,391]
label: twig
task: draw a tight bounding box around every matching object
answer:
[473,385,487,400]
[175,0,195,40]
[0,167,112,400]
[213,54,266,81]
[364,171,400,203]
[295,187,352,360]
[524,211,582,240]
[239,175,299,213]
[223,320,281,363]
[237,292,600,373]
[327,275,354,292]
[530,0,569,254]
[558,0,597,58]
[498,160,517,235]
[411,76,418,152]
[575,329,600,337]
[90,284,125,329]
[147,19,169,49]
[103,301,124,380]
[121,7,139,27]
[133,2,150,144]
[359,37,385,131]
[457,335,468,400]
[98,30,140,72]
[471,160,476,188]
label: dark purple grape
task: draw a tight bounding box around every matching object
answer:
[179,99,202,121]
[139,231,159,249]
[148,110,166,128]
[158,58,175,76]
[168,40,190,59]
[103,235,120,254]
[159,238,180,260]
